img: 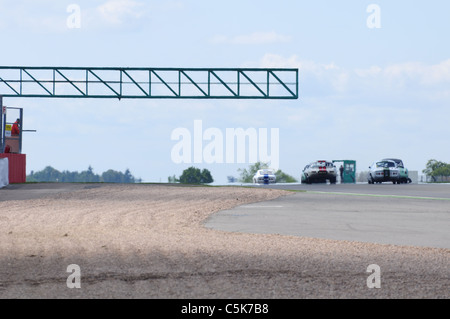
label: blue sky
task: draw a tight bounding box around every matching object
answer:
[1,0,449,183]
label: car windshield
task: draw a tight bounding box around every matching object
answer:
[259,170,273,175]
[384,158,405,168]
[376,161,395,168]
[393,160,403,167]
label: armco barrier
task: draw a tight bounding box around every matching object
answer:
[0,153,26,184]
[0,157,8,188]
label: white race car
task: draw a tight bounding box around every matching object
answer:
[301,160,337,184]
[368,159,401,184]
[253,169,277,184]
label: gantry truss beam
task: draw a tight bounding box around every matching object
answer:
[0,67,298,99]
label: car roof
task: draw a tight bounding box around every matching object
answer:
[382,158,402,161]
[376,159,397,164]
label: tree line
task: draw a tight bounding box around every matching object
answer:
[27,166,141,183]
[423,159,450,182]
[169,162,297,185]
[168,167,214,184]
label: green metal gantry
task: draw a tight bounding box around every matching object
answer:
[0,66,298,100]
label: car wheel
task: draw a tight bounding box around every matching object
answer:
[330,177,336,184]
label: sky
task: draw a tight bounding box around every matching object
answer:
[1,0,450,184]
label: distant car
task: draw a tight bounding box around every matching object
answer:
[253,169,277,184]
[368,159,410,184]
[382,158,411,184]
[301,160,337,184]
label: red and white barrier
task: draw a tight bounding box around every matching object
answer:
[0,157,8,188]
[0,154,26,184]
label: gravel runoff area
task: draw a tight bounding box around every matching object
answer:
[0,183,448,299]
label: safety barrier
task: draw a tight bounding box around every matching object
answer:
[0,157,8,188]
[0,153,26,184]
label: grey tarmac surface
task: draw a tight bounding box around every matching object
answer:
[205,183,450,249]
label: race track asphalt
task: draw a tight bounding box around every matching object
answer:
[205,183,450,249]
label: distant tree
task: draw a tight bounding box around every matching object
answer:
[178,167,214,184]
[27,166,62,182]
[27,166,140,183]
[60,170,78,183]
[78,166,100,183]
[275,170,298,183]
[423,159,450,182]
[423,159,447,176]
[434,165,450,177]
[102,169,123,183]
[201,169,214,184]
[123,169,135,183]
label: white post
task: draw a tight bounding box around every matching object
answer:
[0,95,4,153]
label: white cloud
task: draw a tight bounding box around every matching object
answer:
[83,0,183,30]
[0,0,152,32]
[96,0,146,26]
[354,66,382,77]
[0,1,67,33]
[255,54,350,93]
[211,31,292,45]
[379,60,450,87]
[92,0,184,27]
[256,54,450,99]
